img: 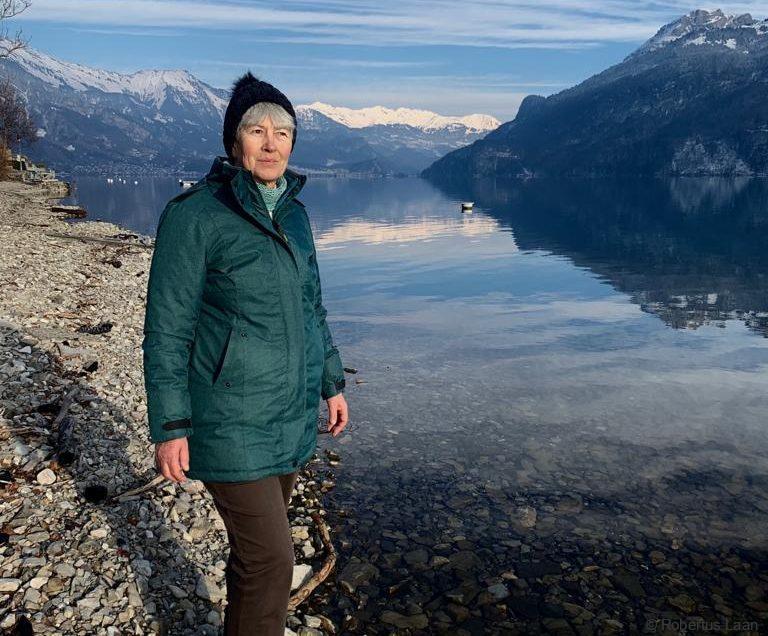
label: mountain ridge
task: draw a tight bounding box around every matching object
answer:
[423,8,768,181]
[0,42,498,176]
[298,101,499,133]
[7,43,228,113]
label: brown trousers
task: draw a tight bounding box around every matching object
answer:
[204,471,299,636]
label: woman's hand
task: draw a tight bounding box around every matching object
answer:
[326,393,349,437]
[155,437,190,483]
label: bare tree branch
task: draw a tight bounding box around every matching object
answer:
[0,0,31,59]
[0,76,36,146]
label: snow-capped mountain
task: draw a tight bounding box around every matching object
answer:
[8,42,227,116]
[294,103,499,174]
[0,43,498,175]
[632,8,768,57]
[0,42,229,174]
[425,8,768,181]
[299,102,499,134]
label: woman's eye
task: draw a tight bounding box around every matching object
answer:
[277,130,289,138]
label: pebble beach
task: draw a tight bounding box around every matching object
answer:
[0,180,337,635]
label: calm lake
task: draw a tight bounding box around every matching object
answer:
[63,174,768,633]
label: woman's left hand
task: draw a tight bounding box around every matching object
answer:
[326,393,349,437]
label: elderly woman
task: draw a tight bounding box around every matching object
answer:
[142,72,349,635]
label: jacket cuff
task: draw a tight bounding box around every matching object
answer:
[151,421,193,444]
[145,383,192,442]
[162,418,191,431]
[321,348,345,400]
[321,378,346,400]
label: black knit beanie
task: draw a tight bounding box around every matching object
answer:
[222,71,297,159]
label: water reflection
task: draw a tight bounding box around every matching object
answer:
[315,215,501,247]
[432,176,768,337]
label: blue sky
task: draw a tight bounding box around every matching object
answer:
[13,1,768,121]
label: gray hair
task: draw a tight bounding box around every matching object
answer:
[235,102,295,145]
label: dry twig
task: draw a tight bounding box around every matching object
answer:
[113,474,166,502]
[287,511,337,610]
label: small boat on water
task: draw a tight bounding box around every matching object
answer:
[179,179,196,189]
[461,201,474,212]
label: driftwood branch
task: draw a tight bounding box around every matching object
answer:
[44,232,153,250]
[53,387,78,428]
[53,387,79,465]
[287,511,337,610]
[113,474,166,502]
[51,205,86,218]
[55,416,76,466]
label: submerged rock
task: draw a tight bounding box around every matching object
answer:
[338,558,379,593]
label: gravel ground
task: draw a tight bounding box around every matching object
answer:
[0,180,337,635]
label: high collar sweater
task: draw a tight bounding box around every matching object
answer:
[255,175,287,218]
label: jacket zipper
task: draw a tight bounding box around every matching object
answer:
[272,217,299,273]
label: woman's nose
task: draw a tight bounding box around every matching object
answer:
[262,132,277,151]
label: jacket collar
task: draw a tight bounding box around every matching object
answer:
[205,156,307,222]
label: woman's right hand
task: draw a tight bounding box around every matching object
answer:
[155,437,190,483]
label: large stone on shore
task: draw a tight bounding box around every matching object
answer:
[196,576,225,603]
[291,564,312,591]
[55,563,76,578]
[168,584,188,599]
[36,468,56,485]
[0,578,21,593]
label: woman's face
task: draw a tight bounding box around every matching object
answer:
[233,115,292,187]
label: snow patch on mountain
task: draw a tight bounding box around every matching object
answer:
[685,35,741,49]
[298,102,499,133]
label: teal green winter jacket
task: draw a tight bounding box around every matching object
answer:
[142,157,346,482]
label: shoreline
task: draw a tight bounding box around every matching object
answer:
[0,180,337,634]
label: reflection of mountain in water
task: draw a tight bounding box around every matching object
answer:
[433,177,768,336]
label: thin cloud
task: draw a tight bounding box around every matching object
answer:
[401,76,573,89]
[313,58,441,68]
[67,26,185,37]
[192,59,440,70]
[25,0,766,49]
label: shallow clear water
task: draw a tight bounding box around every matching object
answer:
[64,174,768,632]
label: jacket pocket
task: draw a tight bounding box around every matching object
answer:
[212,325,235,386]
